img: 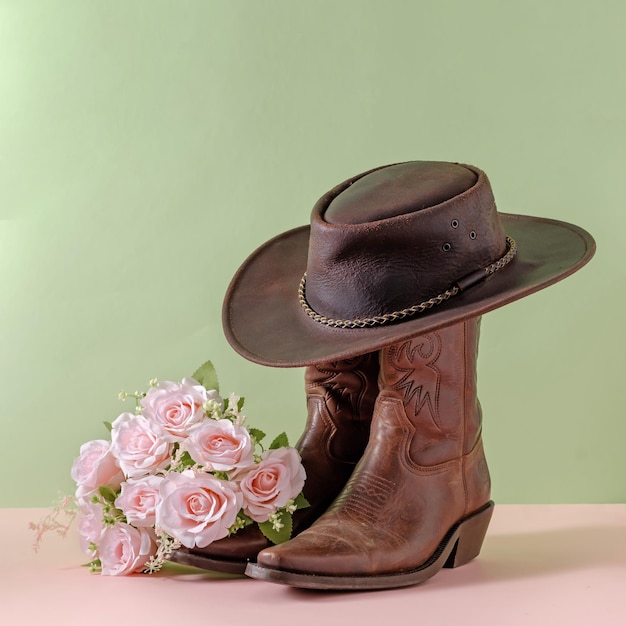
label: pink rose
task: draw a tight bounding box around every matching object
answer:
[156,470,242,549]
[98,523,156,576]
[183,418,254,472]
[239,448,306,522]
[77,502,104,556]
[71,439,124,500]
[115,476,163,527]
[141,378,217,442]
[110,413,173,479]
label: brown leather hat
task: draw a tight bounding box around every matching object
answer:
[223,161,595,367]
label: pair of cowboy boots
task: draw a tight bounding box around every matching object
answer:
[173,317,492,590]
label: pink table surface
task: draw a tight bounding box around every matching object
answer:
[2,505,625,625]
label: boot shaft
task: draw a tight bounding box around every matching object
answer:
[378,317,483,466]
[298,352,379,465]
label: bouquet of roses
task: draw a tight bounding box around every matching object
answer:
[61,361,307,575]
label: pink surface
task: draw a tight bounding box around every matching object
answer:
[3,505,625,625]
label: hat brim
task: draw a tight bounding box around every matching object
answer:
[223,213,595,367]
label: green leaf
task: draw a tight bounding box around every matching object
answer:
[293,492,311,510]
[248,428,266,444]
[178,451,196,468]
[269,432,289,450]
[237,396,245,411]
[191,360,219,392]
[98,486,118,504]
[258,511,293,545]
[103,421,113,433]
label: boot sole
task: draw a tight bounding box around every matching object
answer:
[167,549,249,575]
[245,501,494,591]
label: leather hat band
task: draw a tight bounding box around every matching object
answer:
[299,236,517,329]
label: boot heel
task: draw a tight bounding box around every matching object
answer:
[444,501,494,569]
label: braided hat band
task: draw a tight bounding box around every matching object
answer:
[299,236,517,329]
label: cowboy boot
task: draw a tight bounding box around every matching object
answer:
[247,317,493,590]
[168,352,379,573]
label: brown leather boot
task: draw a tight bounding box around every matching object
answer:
[168,352,378,573]
[247,318,493,589]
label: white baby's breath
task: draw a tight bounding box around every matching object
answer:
[269,512,284,532]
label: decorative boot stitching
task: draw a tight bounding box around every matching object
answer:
[387,334,443,431]
[335,471,394,510]
[310,356,373,418]
[330,472,407,547]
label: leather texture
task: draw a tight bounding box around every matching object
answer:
[255,318,491,579]
[172,352,379,567]
[324,161,477,224]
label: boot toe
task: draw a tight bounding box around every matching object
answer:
[256,528,368,576]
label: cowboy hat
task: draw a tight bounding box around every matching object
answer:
[222,161,595,367]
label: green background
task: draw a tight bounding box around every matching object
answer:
[1,1,624,507]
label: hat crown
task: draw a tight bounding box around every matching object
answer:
[305,162,507,322]
[325,162,477,224]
